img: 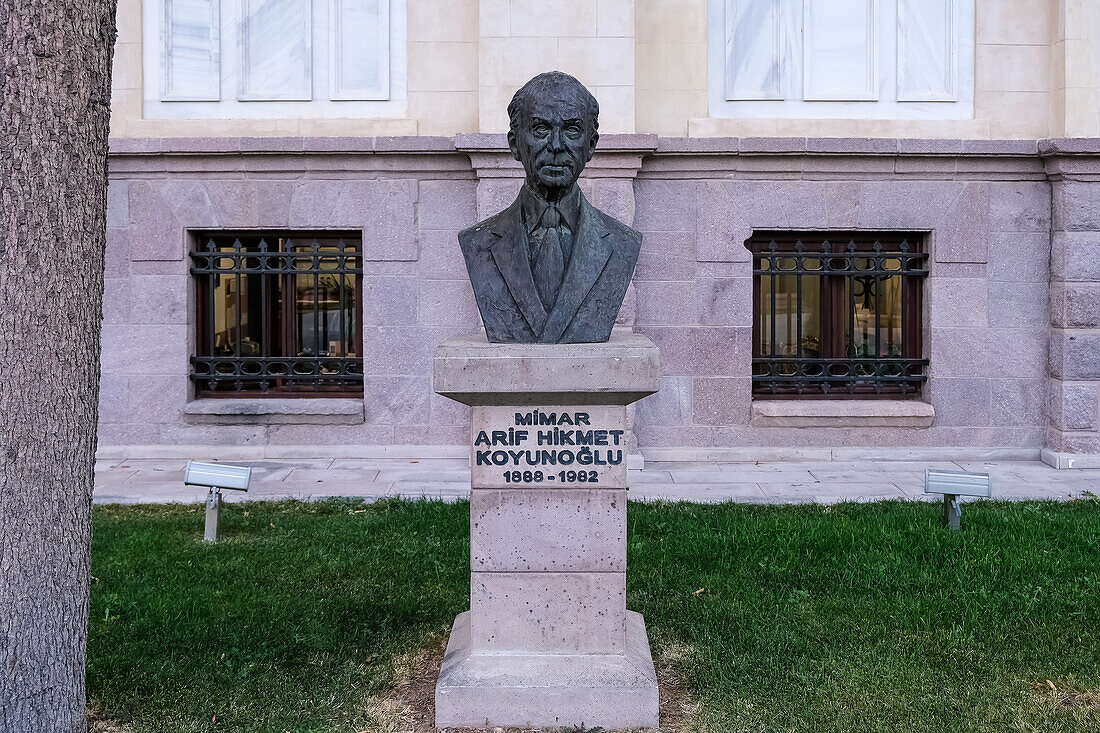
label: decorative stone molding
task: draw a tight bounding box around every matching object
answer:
[183,398,365,425]
[751,400,935,428]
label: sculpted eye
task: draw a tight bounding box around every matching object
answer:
[564,124,583,138]
[532,123,550,136]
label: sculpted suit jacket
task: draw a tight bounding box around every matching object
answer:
[458,189,642,343]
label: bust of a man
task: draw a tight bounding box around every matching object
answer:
[458,71,642,344]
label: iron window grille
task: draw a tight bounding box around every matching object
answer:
[749,232,929,398]
[189,232,363,396]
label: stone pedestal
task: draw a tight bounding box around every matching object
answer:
[433,332,661,730]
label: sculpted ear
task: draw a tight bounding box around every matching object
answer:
[507,130,522,162]
[586,131,599,162]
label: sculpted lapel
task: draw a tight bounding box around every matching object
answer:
[486,201,548,337]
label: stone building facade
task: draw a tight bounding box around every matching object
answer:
[100,0,1100,468]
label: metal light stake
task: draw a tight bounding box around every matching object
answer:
[184,461,252,542]
[924,470,992,530]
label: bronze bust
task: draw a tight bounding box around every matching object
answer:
[459,71,642,343]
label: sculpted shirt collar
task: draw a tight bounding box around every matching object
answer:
[519,183,583,235]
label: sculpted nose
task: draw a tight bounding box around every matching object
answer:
[548,127,564,152]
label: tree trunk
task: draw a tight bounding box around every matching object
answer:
[0,1,117,730]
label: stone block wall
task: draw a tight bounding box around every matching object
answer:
[102,138,483,452]
[100,136,1100,463]
[629,139,1052,455]
[1043,140,1100,462]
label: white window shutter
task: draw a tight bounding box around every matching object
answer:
[240,0,312,101]
[802,0,879,101]
[724,0,784,100]
[162,0,220,100]
[897,0,957,101]
[330,0,391,100]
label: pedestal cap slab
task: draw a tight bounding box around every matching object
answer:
[433,331,660,406]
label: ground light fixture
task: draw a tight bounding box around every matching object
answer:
[924,469,992,530]
[184,461,252,542]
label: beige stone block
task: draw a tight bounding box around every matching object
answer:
[980,91,1052,138]
[479,85,515,132]
[434,333,660,406]
[471,571,626,653]
[479,0,511,36]
[976,44,1052,93]
[435,610,658,729]
[557,37,635,87]
[636,0,706,44]
[471,405,629,489]
[636,42,707,91]
[1063,0,1100,41]
[638,89,705,136]
[592,85,634,134]
[888,118,992,138]
[687,116,772,137]
[408,0,478,42]
[108,88,142,132]
[115,0,142,43]
[298,117,418,136]
[509,0,598,38]
[408,41,478,92]
[977,0,1052,45]
[111,42,143,91]
[597,0,634,37]
[410,91,479,135]
[1051,41,1068,93]
[480,37,559,87]
[1063,39,1098,88]
[686,116,994,139]
[129,117,311,138]
[1051,86,1068,136]
[1064,89,1100,136]
[471,489,626,572]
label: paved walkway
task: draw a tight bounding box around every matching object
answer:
[93,457,1100,504]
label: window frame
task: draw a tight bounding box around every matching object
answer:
[189,230,364,398]
[747,231,929,400]
[142,0,407,120]
[707,0,975,120]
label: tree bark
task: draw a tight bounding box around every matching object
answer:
[0,1,117,730]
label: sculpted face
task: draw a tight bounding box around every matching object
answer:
[508,87,598,200]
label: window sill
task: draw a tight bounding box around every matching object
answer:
[751,400,934,428]
[183,398,365,425]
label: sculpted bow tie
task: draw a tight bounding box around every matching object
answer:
[530,205,573,311]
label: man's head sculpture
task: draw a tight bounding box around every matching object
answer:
[459,71,641,344]
[507,71,599,201]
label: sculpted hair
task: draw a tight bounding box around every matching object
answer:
[508,71,599,136]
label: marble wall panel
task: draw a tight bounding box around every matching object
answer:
[991,378,1044,428]
[635,376,693,427]
[362,375,432,424]
[930,378,991,426]
[692,377,752,425]
[418,180,479,230]
[362,276,420,327]
[1048,380,1099,432]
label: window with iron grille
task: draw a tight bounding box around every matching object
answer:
[748,232,929,399]
[189,232,363,396]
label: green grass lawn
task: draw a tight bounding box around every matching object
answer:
[88,497,1100,732]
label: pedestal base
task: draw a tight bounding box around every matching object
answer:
[435,610,660,729]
